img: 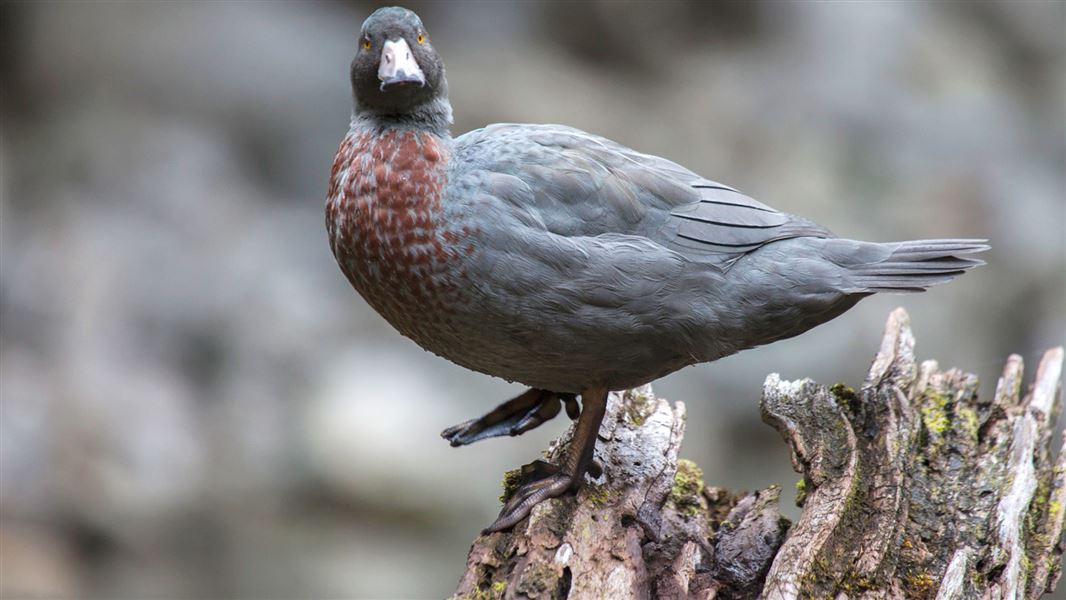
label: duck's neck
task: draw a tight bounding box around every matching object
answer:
[352,96,454,139]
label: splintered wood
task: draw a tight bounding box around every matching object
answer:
[451,309,1064,599]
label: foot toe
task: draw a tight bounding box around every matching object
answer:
[483,473,573,534]
[440,419,491,446]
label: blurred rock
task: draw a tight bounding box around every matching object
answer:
[0,523,84,599]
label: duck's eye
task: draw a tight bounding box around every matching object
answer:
[417,33,425,45]
[362,38,372,50]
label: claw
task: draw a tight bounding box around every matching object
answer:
[480,387,610,535]
[484,473,573,534]
[441,389,566,447]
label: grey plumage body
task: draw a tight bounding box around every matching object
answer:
[416,123,985,392]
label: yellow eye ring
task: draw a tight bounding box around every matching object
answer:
[362,39,371,50]
[417,33,425,45]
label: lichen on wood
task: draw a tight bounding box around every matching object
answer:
[761,310,1065,599]
[451,309,1065,599]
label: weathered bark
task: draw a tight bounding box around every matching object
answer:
[450,309,1065,600]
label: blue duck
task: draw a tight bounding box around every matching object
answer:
[325,6,987,534]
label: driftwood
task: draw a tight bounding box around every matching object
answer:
[450,309,1065,600]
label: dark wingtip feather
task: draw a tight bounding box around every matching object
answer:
[847,238,989,294]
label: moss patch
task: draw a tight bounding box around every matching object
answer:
[1026,476,1054,557]
[957,406,980,442]
[515,561,557,597]
[830,382,859,413]
[671,459,705,518]
[457,580,508,600]
[623,388,655,427]
[920,390,951,436]
[584,483,611,507]
[904,571,937,599]
[500,467,523,504]
[795,477,808,507]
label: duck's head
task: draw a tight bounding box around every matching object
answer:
[350,6,449,121]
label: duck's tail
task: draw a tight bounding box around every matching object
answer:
[830,238,990,294]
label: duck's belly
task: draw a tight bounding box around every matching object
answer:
[329,217,690,392]
[332,236,473,360]
[347,277,692,392]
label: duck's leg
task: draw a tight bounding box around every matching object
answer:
[441,389,578,447]
[482,386,608,534]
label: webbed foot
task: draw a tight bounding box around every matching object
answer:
[441,388,578,447]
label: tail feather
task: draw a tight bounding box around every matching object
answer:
[839,238,989,294]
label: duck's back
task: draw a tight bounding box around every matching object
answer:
[422,123,837,390]
[450,123,833,265]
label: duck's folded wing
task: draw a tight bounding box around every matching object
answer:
[453,123,832,269]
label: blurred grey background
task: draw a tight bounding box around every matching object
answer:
[1,1,1063,598]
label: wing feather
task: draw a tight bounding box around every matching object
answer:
[453,124,832,269]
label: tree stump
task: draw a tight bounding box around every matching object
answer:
[450,309,1065,599]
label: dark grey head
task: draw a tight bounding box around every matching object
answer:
[351,7,451,128]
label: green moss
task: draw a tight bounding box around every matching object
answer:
[459,580,508,600]
[833,574,876,595]
[671,459,705,518]
[584,483,611,507]
[1024,477,1056,566]
[1028,476,1052,539]
[798,552,877,595]
[800,555,832,589]
[957,406,980,442]
[843,469,864,513]
[920,390,950,436]
[499,467,523,504]
[623,388,654,427]
[795,478,808,507]
[852,576,875,591]
[830,382,859,412]
[904,571,937,599]
[515,561,557,597]
[1032,478,1050,511]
